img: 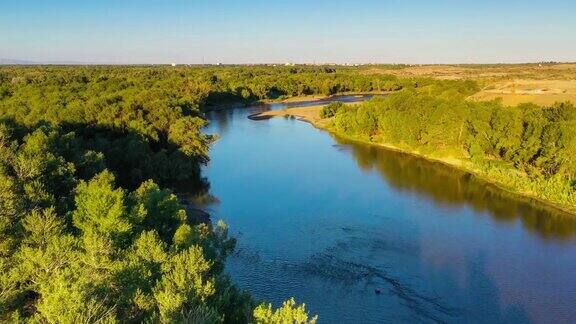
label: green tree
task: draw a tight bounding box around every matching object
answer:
[72,171,132,244]
[253,298,317,324]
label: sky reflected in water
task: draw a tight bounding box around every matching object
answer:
[203,100,576,323]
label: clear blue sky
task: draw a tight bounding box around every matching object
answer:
[1,0,575,64]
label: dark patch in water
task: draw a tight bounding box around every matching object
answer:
[232,245,262,264]
[299,253,464,322]
[340,226,354,233]
[332,144,353,153]
[231,242,463,323]
[247,113,273,120]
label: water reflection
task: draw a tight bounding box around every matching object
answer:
[333,135,576,240]
[206,98,576,241]
[205,94,381,137]
[204,95,576,323]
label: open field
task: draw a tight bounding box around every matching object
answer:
[365,63,576,106]
[470,79,576,106]
[367,63,576,80]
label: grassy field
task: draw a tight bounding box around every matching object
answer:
[365,63,576,106]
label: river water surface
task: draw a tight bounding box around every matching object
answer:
[203,96,576,323]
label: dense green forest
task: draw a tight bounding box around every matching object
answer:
[0,66,338,323]
[324,80,576,211]
[0,65,404,112]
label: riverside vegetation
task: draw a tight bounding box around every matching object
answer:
[0,64,575,322]
[0,66,342,323]
[323,80,576,212]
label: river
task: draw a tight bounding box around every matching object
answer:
[202,96,576,323]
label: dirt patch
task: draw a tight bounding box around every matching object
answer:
[365,63,576,81]
[363,64,576,105]
[470,79,576,106]
[249,105,331,127]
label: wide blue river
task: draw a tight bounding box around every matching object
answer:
[202,96,576,323]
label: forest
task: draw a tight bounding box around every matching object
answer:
[0,66,343,323]
[325,79,576,211]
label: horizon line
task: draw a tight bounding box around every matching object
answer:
[1,59,575,67]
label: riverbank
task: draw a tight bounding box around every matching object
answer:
[250,105,576,216]
[203,91,393,111]
[248,104,328,124]
[262,91,393,104]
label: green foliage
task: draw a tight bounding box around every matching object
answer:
[175,304,221,324]
[73,171,132,243]
[154,246,215,321]
[21,207,65,248]
[0,65,409,192]
[328,79,576,210]
[8,65,473,322]
[320,102,344,118]
[0,66,297,322]
[254,298,317,324]
[0,165,252,322]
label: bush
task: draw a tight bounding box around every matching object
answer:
[320,102,344,119]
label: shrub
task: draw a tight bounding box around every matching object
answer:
[320,102,344,119]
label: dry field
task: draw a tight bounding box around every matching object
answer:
[365,63,576,106]
[470,79,576,106]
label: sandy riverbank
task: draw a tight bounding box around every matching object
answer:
[205,91,392,111]
[248,105,329,125]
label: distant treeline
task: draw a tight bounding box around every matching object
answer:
[0,66,322,323]
[325,80,576,210]
[0,65,404,111]
[0,65,411,187]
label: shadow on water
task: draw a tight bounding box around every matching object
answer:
[332,135,576,241]
[447,254,531,323]
[207,97,576,242]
